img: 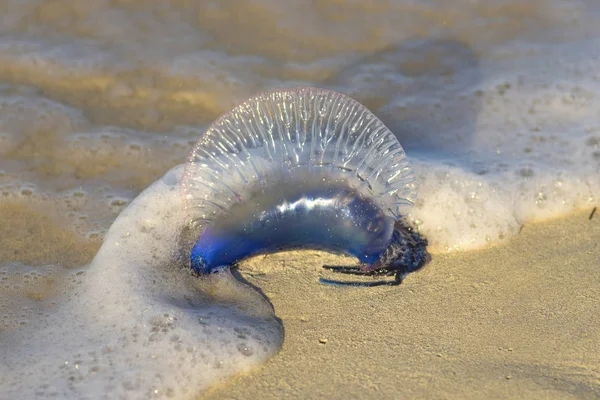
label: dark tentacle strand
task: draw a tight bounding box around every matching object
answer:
[318,276,402,287]
[320,265,401,286]
[322,265,368,275]
[320,222,430,287]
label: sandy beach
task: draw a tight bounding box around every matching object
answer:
[201,211,600,399]
[1,1,600,398]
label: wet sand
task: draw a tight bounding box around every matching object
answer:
[201,210,600,399]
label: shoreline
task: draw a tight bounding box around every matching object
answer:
[201,210,600,399]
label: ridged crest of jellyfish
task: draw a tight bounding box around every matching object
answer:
[181,87,416,233]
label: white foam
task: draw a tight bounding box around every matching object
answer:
[402,39,600,251]
[0,166,283,399]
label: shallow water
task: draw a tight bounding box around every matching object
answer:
[1,0,599,398]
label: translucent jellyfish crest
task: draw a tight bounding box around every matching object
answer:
[181,87,416,232]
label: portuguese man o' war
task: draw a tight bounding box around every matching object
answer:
[181,87,430,286]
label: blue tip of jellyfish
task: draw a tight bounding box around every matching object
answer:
[190,249,208,274]
[190,258,230,275]
[190,246,230,275]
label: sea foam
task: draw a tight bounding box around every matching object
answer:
[0,166,282,399]
[400,39,600,251]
